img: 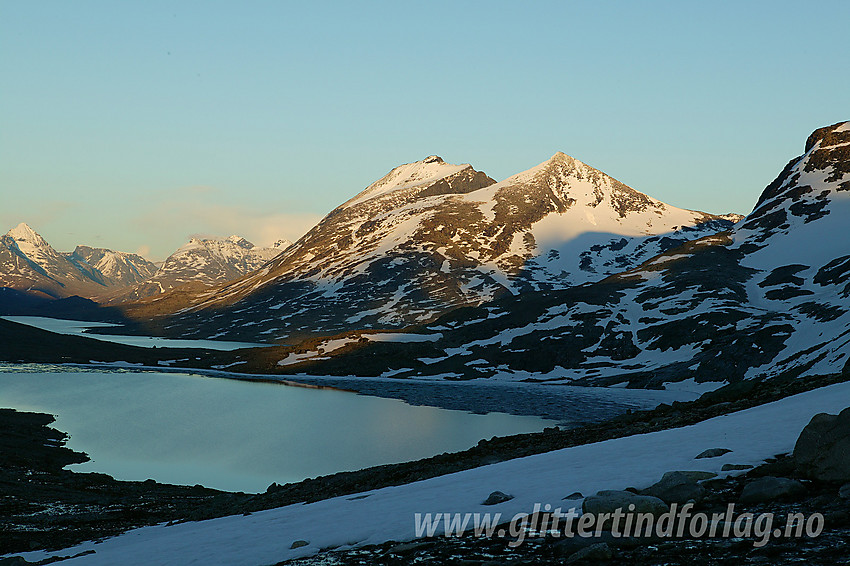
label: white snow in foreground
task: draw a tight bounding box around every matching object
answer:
[12,381,850,566]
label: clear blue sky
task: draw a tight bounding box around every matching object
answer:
[2,1,848,260]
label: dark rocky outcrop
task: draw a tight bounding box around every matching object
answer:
[643,471,713,504]
[582,490,667,518]
[695,448,732,459]
[794,407,850,482]
[482,491,514,505]
[738,476,805,504]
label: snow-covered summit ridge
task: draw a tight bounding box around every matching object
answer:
[0,222,289,302]
[173,235,282,264]
[153,150,738,341]
[2,223,72,285]
[224,235,254,249]
[6,222,48,247]
[342,155,494,208]
[69,246,157,285]
[5,223,59,265]
[473,150,714,225]
[737,120,850,259]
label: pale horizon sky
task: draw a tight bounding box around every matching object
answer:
[1,1,848,260]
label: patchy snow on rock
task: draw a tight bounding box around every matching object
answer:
[150,151,734,343]
[344,156,471,208]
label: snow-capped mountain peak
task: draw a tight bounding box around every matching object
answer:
[342,156,490,209]
[737,120,850,259]
[68,246,157,286]
[6,222,50,250]
[481,150,673,221]
[3,223,68,276]
[502,151,576,181]
[146,152,738,342]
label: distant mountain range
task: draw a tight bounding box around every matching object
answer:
[0,223,290,302]
[0,223,156,299]
[105,236,292,303]
[129,153,740,341]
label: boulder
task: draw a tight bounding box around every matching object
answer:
[482,491,513,505]
[696,448,732,459]
[583,490,667,517]
[794,407,850,482]
[739,476,805,504]
[643,471,706,504]
[290,540,309,549]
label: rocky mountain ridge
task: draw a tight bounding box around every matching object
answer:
[249,122,850,390]
[139,153,738,341]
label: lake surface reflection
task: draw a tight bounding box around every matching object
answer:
[0,365,554,492]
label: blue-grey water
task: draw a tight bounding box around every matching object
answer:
[0,365,554,492]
